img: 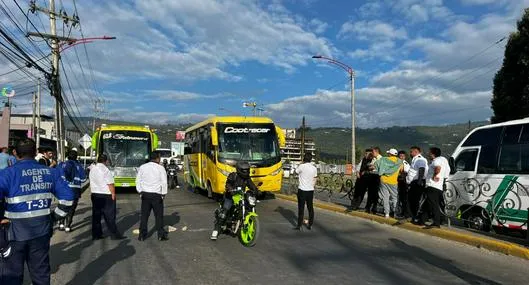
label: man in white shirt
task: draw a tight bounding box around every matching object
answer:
[407,146,429,224]
[89,154,125,240]
[295,153,317,230]
[136,152,168,241]
[423,147,450,229]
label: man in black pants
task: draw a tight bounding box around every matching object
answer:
[89,154,125,240]
[295,153,317,230]
[364,147,382,214]
[350,149,373,210]
[407,146,428,224]
[136,152,168,241]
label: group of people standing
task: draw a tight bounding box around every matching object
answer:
[351,146,451,228]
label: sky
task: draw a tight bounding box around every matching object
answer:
[2,0,529,129]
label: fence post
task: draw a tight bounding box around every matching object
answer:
[526,208,529,242]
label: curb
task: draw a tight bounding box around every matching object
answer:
[275,193,529,260]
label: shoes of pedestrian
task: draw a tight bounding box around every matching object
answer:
[385,214,390,219]
[92,236,104,241]
[111,234,127,240]
[158,235,169,241]
[293,226,302,231]
[423,225,441,230]
[58,224,65,231]
[411,219,424,226]
[138,235,146,241]
[210,230,219,240]
[64,227,71,232]
[176,185,181,189]
[306,225,312,230]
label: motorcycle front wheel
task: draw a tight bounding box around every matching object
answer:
[238,215,259,247]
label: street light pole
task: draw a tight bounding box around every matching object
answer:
[312,55,356,171]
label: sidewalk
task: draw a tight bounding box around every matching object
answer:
[275,192,529,260]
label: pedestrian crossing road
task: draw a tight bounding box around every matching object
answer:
[46,184,528,285]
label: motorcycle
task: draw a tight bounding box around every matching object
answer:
[215,186,260,247]
[167,168,178,190]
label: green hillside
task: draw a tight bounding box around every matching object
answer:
[305,121,488,163]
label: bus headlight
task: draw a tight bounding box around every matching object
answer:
[271,167,282,176]
[218,168,231,177]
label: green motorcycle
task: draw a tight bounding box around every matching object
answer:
[217,186,260,247]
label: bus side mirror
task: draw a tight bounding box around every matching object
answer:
[184,146,192,155]
[210,127,219,146]
[449,157,456,175]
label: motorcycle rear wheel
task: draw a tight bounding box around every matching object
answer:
[238,215,259,247]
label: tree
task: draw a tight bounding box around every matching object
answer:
[491,8,529,123]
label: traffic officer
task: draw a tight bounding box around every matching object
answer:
[58,150,87,232]
[0,138,74,285]
[135,152,168,241]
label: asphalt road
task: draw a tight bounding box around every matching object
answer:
[43,185,529,285]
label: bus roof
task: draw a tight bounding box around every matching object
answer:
[98,124,153,132]
[186,116,275,132]
[468,118,529,133]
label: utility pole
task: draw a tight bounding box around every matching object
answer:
[28,0,79,161]
[36,78,41,149]
[351,71,356,171]
[300,116,306,162]
[32,89,37,140]
[468,120,471,133]
[92,98,103,134]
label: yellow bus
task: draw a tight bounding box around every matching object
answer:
[92,124,158,187]
[184,116,285,198]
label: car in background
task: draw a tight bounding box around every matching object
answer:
[156,148,173,164]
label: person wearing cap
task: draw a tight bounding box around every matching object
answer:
[375,148,403,218]
[0,138,74,284]
[58,149,87,232]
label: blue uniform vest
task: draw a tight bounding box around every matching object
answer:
[0,159,74,241]
[59,160,87,192]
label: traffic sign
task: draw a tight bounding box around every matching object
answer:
[79,134,92,149]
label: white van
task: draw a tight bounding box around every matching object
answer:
[156,148,173,164]
[446,118,529,233]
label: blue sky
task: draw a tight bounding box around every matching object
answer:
[2,0,529,128]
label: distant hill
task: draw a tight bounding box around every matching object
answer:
[305,121,489,163]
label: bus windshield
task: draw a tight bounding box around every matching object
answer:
[100,130,151,167]
[217,123,280,166]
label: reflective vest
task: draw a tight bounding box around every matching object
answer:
[60,160,87,190]
[0,159,74,241]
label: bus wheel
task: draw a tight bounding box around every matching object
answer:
[466,209,491,232]
[207,183,213,199]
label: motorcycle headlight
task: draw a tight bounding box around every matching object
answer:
[248,196,257,206]
[271,167,282,176]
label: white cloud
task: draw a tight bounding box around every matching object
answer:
[266,86,492,128]
[338,20,407,40]
[309,19,329,34]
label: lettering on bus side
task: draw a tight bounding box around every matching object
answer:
[224,127,271,134]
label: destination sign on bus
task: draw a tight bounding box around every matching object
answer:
[102,133,149,141]
[224,127,271,134]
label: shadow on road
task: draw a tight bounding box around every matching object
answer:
[389,238,502,285]
[65,239,135,285]
[274,206,297,227]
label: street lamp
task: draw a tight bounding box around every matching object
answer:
[312,55,356,171]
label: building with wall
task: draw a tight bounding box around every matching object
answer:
[1,111,82,150]
[280,128,317,163]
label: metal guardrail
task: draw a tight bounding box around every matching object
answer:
[283,173,355,200]
[283,174,529,236]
